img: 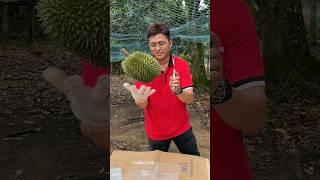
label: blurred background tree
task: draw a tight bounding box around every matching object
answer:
[246,0,320,100]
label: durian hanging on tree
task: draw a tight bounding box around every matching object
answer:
[36,0,109,67]
[121,49,161,83]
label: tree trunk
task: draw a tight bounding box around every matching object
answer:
[310,0,317,43]
[25,0,35,44]
[2,4,9,39]
[255,0,320,83]
[188,42,209,89]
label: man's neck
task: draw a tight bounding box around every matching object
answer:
[157,55,171,71]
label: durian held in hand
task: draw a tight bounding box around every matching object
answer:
[36,0,108,67]
[121,48,161,83]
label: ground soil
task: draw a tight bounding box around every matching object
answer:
[0,40,106,180]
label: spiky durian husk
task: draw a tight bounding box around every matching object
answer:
[121,52,161,83]
[36,0,108,67]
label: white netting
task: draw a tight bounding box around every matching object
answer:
[111,0,210,62]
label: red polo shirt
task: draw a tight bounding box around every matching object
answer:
[81,61,108,87]
[136,55,193,140]
[211,0,265,179]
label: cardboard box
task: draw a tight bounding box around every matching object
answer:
[110,150,210,180]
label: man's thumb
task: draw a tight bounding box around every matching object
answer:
[91,75,109,104]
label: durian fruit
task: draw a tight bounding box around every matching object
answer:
[36,0,108,67]
[121,52,161,83]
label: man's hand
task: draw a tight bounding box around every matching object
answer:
[169,71,182,94]
[211,32,224,96]
[210,32,267,131]
[123,83,156,104]
[43,67,109,131]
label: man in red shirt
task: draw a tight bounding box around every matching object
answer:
[123,23,200,156]
[211,0,268,179]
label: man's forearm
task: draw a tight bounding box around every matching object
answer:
[213,87,267,131]
[177,89,193,104]
[80,125,108,149]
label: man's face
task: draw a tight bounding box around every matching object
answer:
[148,33,172,62]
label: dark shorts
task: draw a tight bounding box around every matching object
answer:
[148,127,200,156]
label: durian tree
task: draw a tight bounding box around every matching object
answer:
[36,0,109,67]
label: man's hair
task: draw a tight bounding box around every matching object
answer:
[147,23,170,41]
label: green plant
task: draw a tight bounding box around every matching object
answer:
[180,49,192,64]
[36,0,108,67]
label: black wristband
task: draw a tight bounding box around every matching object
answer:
[211,79,233,105]
[174,87,183,95]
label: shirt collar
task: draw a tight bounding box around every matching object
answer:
[168,54,173,67]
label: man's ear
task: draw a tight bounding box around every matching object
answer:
[170,40,173,48]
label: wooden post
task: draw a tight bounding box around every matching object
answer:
[120,48,130,57]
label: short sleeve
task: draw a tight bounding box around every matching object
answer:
[223,3,265,90]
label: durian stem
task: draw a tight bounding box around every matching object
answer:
[121,48,130,57]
